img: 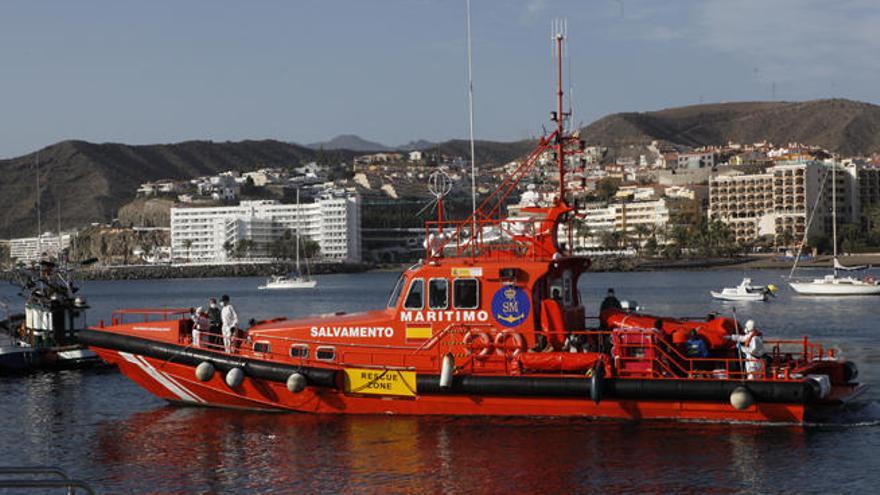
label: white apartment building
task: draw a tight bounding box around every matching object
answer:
[170,190,361,263]
[575,198,693,248]
[709,160,856,246]
[676,151,714,170]
[9,232,73,263]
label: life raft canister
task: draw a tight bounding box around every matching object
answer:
[463,331,493,360]
[494,330,526,356]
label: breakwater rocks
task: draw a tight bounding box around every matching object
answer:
[588,256,753,272]
[64,262,373,281]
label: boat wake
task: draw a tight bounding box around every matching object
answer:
[804,401,880,427]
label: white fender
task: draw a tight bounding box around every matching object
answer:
[729,386,754,410]
[195,361,215,382]
[286,372,307,393]
[439,353,455,388]
[225,367,244,388]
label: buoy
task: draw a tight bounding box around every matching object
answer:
[463,331,493,360]
[195,361,215,382]
[439,353,454,388]
[225,367,244,388]
[494,331,526,356]
[729,386,754,410]
[590,361,604,404]
[286,372,307,393]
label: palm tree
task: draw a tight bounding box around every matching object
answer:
[575,222,591,250]
[633,224,651,255]
[183,239,193,262]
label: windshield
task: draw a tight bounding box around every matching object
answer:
[387,274,406,308]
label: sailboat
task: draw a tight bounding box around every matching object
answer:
[259,189,317,290]
[789,161,880,295]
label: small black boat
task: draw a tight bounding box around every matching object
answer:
[1,259,104,373]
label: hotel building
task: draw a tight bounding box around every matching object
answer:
[170,190,361,263]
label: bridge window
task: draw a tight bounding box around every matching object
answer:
[453,278,479,309]
[253,341,271,354]
[316,346,336,361]
[290,344,309,359]
[404,279,425,310]
[428,278,449,310]
[387,274,405,308]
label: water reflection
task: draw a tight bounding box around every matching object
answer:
[87,407,875,494]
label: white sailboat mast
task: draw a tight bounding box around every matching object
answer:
[832,161,838,277]
[295,188,301,274]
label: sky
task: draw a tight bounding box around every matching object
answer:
[1,0,879,158]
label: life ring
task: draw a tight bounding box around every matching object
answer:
[463,331,493,360]
[494,331,527,356]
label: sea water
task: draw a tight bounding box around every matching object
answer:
[1,269,879,493]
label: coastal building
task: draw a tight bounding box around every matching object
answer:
[170,189,361,263]
[8,232,73,263]
[708,160,856,246]
[574,197,696,248]
[676,151,714,170]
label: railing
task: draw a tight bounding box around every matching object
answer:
[0,466,95,494]
[169,315,832,382]
[105,308,192,326]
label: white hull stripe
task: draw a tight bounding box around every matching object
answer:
[135,355,207,404]
[119,352,205,403]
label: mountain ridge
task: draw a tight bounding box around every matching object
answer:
[581,98,880,156]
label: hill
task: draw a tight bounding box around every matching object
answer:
[0,139,338,239]
[581,99,880,156]
[0,137,529,238]
[306,134,390,152]
[425,139,536,166]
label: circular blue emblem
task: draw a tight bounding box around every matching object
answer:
[491,286,531,328]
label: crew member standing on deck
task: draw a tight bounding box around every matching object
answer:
[207,298,222,348]
[220,294,239,353]
[726,320,764,379]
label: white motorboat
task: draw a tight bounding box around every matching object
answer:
[711,278,777,301]
[258,188,318,290]
[787,162,880,296]
[258,274,317,290]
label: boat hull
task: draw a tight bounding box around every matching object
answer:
[0,345,103,373]
[89,344,829,423]
[710,291,766,301]
[789,282,880,295]
[258,280,318,290]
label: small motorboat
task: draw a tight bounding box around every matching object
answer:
[258,274,317,290]
[711,278,777,301]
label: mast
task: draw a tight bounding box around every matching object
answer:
[295,188,301,275]
[555,23,566,204]
[36,152,41,240]
[832,160,838,277]
[466,0,477,243]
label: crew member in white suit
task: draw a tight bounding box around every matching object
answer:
[726,320,765,379]
[220,294,239,353]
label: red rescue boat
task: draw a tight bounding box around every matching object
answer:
[80,31,866,423]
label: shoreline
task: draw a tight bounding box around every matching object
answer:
[2,253,877,281]
[1,261,373,281]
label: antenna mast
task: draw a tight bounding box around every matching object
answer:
[466,0,477,235]
[552,19,569,204]
[36,152,41,241]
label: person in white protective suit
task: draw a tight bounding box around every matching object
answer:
[726,320,765,379]
[220,294,239,353]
